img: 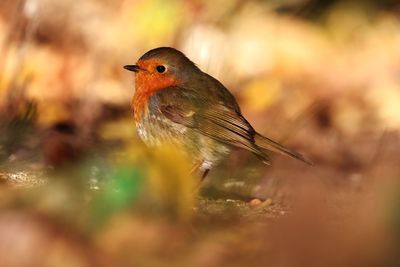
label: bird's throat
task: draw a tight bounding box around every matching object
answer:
[132,72,178,123]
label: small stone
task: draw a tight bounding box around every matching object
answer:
[249,198,263,207]
[249,198,273,209]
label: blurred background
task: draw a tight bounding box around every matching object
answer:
[0,0,400,266]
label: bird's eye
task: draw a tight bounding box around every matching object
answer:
[156,65,166,73]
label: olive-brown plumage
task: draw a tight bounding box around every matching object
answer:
[124,47,311,176]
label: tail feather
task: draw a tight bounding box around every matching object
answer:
[254,133,313,165]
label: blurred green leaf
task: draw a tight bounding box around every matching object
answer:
[89,166,144,228]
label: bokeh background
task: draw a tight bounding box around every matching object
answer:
[0,0,400,266]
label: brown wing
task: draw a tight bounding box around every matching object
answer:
[155,87,271,164]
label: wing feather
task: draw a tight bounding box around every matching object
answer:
[156,88,270,164]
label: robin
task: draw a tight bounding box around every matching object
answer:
[124,47,311,178]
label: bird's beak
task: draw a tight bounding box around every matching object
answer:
[123,65,141,72]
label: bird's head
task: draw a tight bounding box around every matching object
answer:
[124,47,199,94]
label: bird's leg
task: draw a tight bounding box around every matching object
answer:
[190,160,210,192]
[201,169,210,181]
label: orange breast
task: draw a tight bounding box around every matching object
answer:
[132,70,178,123]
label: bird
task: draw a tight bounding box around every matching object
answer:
[124,47,311,178]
